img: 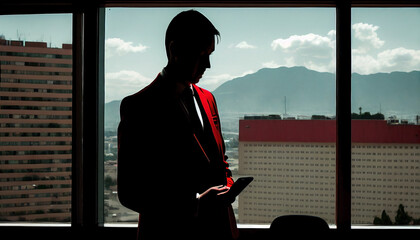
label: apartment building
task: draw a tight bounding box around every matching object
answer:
[238,119,420,224]
[0,39,72,222]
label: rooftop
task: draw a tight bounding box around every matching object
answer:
[239,119,420,144]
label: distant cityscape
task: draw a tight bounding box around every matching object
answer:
[104,113,420,224]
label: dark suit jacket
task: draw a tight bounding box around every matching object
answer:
[117,72,235,239]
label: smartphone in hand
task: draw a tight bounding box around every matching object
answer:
[224,177,254,200]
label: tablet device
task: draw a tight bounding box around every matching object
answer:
[226,177,253,199]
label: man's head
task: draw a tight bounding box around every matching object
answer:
[165,10,220,84]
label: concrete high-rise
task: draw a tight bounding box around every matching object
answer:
[0,39,72,222]
[238,118,420,224]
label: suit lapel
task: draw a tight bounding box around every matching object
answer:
[192,84,224,157]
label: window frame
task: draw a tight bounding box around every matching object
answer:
[1,0,420,238]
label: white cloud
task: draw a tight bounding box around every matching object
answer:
[327,30,336,39]
[200,73,235,91]
[378,47,420,70]
[105,70,152,102]
[266,23,420,75]
[352,22,385,52]
[105,69,259,100]
[351,23,420,74]
[200,70,255,91]
[105,38,148,58]
[271,33,334,52]
[235,41,257,49]
[271,32,336,72]
[262,61,281,69]
[353,47,420,74]
[352,54,381,74]
[269,25,420,74]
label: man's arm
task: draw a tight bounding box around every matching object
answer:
[224,154,234,187]
[117,97,145,213]
[209,92,234,187]
[117,96,170,213]
[194,85,235,188]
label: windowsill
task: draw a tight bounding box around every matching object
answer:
[102,223,419,230]
[1,222,419,230]
[351,225,420,230]
[0,223,71,227]
[103,223,271,228]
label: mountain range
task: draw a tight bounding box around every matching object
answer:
[213,66,420,115]
[105,66,420,130]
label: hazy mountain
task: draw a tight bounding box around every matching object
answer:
[105,100,121,131]
[212,66,420,116]
[213,66,336,115]
[105,67,420,130]
[352,71,420,114]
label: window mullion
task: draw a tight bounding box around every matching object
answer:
[72,9,84,228]
[336,0,352,231]
[72,5,104,229]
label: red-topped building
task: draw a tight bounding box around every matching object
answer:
[238,118,420,224]
[240,119,420,143]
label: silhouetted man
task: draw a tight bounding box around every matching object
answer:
[118,10,237,240]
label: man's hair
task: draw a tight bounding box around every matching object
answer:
[165,10,220,59]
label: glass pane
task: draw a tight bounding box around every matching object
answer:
[104,8,335,225]
[351,8,420,226]
[0,14,73,223]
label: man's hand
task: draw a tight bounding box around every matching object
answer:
[199,185,235,206]
[199,185,230,199]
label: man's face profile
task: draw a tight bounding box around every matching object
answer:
[191,38,215,84]
[172,37,215,84]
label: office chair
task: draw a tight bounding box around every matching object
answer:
[270,215,329,238]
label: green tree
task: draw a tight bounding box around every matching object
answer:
[395,204,413,225]
[373,210,392,225]
[374,205,420,225]
[104,175,116,190]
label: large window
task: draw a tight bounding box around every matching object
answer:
[104,7,336,225]
[351,8,420,226]
[0,2,418,235]
[0,14,73,223]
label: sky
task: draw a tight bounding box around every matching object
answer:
[1,8,419,103]
[105,8,420,103]
[0,13,73,48]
